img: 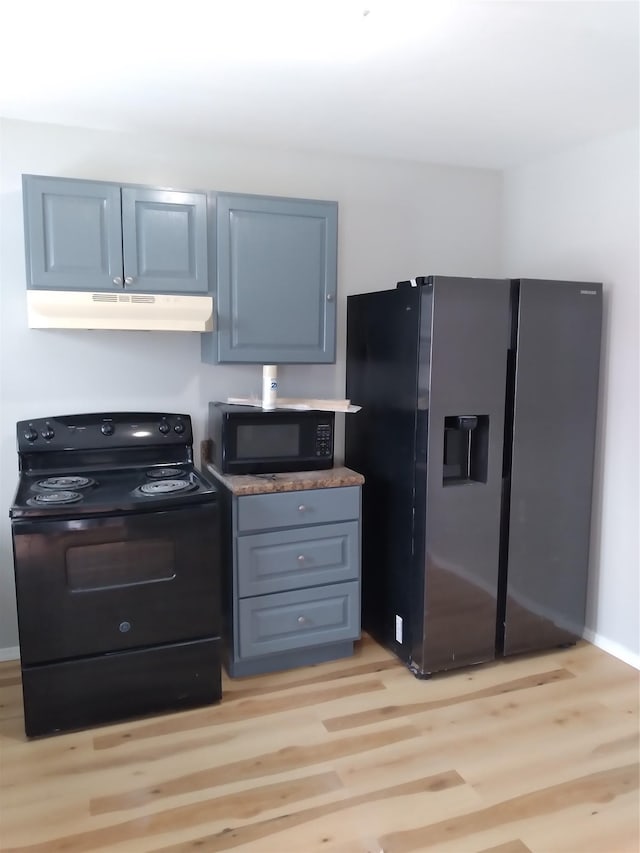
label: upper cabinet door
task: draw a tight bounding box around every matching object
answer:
[121,188,209,293]
[23,176,123,291]
[212,193,338,363]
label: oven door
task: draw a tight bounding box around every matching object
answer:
[12,504,219,665]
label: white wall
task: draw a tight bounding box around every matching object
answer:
[0,118,502,655]
[502,128,640,668]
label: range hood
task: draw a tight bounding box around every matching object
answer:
[26,290,214,332]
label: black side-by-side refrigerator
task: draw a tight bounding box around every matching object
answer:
[345,276,602,677]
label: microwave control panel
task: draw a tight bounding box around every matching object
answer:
[315,423,333,457]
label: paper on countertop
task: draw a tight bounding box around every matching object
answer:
[226,396,361,413]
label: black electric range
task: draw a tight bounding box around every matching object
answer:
[10,412,222,738]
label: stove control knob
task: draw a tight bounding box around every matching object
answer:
[101,423,115,436]
[174,421,185,434]
[24,425,38,443]
[159,421,170,435]
[41,424,55,441]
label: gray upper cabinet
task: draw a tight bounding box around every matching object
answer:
[120,188,208,293]
[23,175,208,294]
[207,193,338,364]
[23,176,122,292]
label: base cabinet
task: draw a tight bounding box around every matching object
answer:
[221,484,361,677]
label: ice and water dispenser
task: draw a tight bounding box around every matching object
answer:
[443,415,489,484]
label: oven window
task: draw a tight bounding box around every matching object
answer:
[66,540,176,591]
[236,424,300,459]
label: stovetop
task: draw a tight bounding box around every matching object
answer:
[10,412,218,520]
[11,463,218,519]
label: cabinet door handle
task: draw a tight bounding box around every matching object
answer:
[112,276,123,286]
[297,555,305,563]
[327,293,334,301]
[124,276,135,286]
[297,615,307,625]
[297,504,306,512]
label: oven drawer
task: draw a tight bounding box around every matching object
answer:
[21,637,221,738]
[238,581,360,659]
[237,521,359,597]
[237,486,360,533]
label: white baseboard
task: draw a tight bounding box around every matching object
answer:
[583,629,640,670]
[0,646,20,663]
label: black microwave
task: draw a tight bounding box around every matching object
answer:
[208,403,335,475]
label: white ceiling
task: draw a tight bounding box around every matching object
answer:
[1,0,638,169]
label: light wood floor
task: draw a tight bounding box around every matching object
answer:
[0,635,638,852]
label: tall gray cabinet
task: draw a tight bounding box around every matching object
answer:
[203,192,338,364]
[23,175,209,294]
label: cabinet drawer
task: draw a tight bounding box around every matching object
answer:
[237,486,360,533]
[238,582,359,659]
[237,521,358,597]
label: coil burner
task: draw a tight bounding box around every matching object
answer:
[145,467,187,480]
[27,490,83,507]
[136,479,198,497]
[36,476,95,490]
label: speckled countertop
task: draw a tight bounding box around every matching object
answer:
[206,464,364,496]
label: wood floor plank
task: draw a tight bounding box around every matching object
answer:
[476,841,533,853]
[90,723,421,815]
[377,763,639,853]
[222,655,399,703]
[322,668,575,731]
[518,792,640,853]
[149,771,466,853]
[91,678,387,750]
[1,770,344,852]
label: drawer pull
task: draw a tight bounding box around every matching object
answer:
[297,504,306,512]
[297,615,307,624]
[297,555,305,563]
